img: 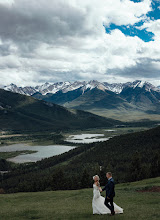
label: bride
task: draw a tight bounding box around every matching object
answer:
[92,175,123,215]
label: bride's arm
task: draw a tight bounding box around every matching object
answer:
[99,187,102,192]
[97,181,102,192]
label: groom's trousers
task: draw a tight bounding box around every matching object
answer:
[104,197,114,214]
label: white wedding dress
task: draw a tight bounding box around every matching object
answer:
[92,184,123,215]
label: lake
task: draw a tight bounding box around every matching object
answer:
[0,133,111,163]
[0,144,75,163]
[65,133,110,143]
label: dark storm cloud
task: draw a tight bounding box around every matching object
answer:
[0,43,12,56]
[0,1,88,53]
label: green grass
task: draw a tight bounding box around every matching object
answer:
[89,108,160,122]
[0,177,159,220]
[0,132,63,146]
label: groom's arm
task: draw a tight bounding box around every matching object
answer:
[108,181,114,198]
[102,184,107,192]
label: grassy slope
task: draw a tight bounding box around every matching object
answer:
[89,108,160,122]
[0,177,159,220]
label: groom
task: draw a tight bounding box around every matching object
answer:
[100,172,115,216]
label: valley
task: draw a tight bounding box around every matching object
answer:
[0,124,159,194]
[0,126,152,163]
[89,108,160,121]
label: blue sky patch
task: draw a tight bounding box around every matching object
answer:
[147,0,160,20]
[105,23,154,42]
[130,0,144,2]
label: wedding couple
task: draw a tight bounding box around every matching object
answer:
[92,172,123,216]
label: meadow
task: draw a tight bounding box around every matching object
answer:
[0,177,159,220]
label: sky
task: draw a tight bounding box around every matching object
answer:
[0,0,160,87]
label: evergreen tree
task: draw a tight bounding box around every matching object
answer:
[81,169,90,188]
[150,152,160,177]
[129,152,142,181]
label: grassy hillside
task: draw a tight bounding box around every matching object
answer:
[89,108,160,122]
[0,89,120,133]
[0,177,160,220]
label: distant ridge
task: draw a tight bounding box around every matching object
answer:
[0,88,120,132]
[3,80,160,96]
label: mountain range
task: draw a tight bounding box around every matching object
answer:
[0,88,120,133]
[2,80,160,121]
[4,80,159,96]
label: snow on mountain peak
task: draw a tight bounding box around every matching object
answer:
[3,80,160,96]
[129,80,160,92]
[4,83,37,96]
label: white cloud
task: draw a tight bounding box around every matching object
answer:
[102,0,152,26]
[1,0,160,86]
[0,0,14,6]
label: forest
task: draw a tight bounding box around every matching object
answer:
[0,125,160,193]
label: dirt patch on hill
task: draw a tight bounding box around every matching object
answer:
[137,186,160,193]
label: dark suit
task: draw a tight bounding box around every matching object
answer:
[102,177,115,214]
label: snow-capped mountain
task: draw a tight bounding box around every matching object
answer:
[126,80,160,92]
[35,80,107,95]
[3,80,160,96]
[2,80,160,118]
[3,83,37,96]
[3,80,112,96]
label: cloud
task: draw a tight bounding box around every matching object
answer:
[138,19,160,41]
[0,0,160,86]
[110,57,160,78]
[0,0,14,6]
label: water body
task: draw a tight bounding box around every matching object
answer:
[0,144,75,163]
[65,133,110,143]
[0,133,111,163]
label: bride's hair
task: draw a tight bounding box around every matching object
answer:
[93,175,100,181]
